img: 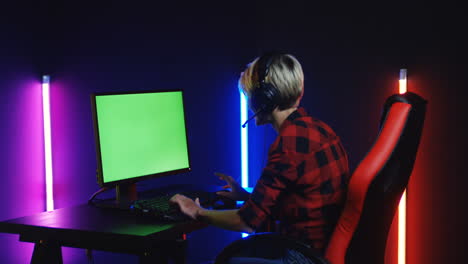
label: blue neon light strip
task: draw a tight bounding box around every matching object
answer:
[240,91,249,238]
[240,92,249,188]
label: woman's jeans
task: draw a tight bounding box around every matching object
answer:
[227,249,316,264]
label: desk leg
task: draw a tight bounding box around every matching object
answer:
[139,237,188,264]
[31,240,63,264]
[170,238,188,264]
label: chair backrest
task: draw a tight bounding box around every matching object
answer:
[325,92,427,264]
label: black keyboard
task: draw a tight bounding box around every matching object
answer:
[131,190,217,222]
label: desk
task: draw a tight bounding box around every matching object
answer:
[0,204,207,264]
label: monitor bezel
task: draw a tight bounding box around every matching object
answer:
[90,89,192,188]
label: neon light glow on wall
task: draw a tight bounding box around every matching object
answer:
[42,75,54,211]
[398,68,407,264]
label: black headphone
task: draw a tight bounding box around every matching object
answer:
[242,52,282,128]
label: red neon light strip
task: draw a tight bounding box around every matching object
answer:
[398,68,407,264]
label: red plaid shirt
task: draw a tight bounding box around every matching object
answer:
[238,107,350,252]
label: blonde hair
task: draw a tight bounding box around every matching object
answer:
[239,54,304,110]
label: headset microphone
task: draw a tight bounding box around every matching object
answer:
[242,114,254,128]
[242,108,264,128]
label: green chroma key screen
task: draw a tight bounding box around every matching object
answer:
[93,90,190,185]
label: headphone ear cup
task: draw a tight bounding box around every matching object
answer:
[260,83,279,113]
[251,82,279,114]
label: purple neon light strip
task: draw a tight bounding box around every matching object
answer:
[42,75,54,211]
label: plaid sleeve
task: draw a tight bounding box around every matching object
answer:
[238,148,300,230]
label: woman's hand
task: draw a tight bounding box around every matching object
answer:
[215,172,250,201]
[169,194,203,220]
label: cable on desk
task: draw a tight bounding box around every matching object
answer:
[88,187,112,205]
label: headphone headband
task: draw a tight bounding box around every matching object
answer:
[256,52,282,85]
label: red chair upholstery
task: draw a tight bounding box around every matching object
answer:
[325,92,427,264]
[215,92,427,264]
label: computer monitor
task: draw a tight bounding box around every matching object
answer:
[91,90,191,192]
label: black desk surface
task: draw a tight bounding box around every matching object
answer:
[0,204,206,254]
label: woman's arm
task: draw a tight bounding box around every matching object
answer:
[170,194,253,233]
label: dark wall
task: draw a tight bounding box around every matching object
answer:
[0,2,46,263]
[1,1,466,263]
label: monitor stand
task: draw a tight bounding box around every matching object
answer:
[90,183,139,209]
[116,183,138,207]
